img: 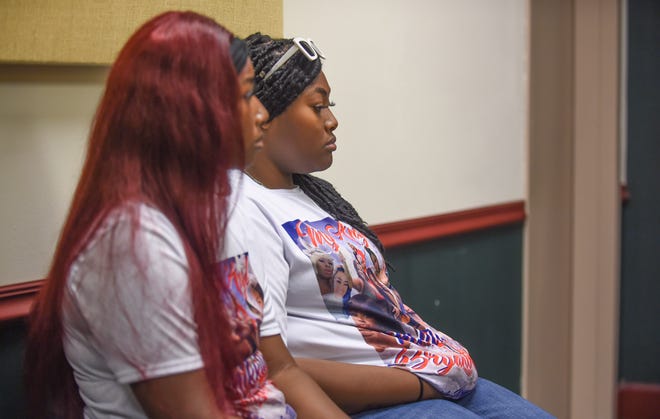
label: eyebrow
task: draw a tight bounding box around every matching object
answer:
[312,87,329,98]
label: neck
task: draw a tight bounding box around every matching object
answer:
[244,165,295,189]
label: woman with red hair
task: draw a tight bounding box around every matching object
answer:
[23,11,344,418]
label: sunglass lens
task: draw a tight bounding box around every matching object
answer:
[309,41,324,59]
[299,41,316,58]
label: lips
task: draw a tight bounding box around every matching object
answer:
[325,136,337,151]
[254,137,264,150]
[253,129,265,150]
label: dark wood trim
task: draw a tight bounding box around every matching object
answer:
[618,382,660,419]
[0,279,43,323]
[621,184,630,203]
[372,201,526,249]
[0,200,526,323]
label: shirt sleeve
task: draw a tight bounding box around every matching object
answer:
[66,207,203,384]
[234,197,291,341]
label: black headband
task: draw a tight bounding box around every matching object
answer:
[230,37,248,73]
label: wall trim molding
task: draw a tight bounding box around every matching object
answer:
[0,200,526,323]
[0,279,43,323]
[373,201,526,248]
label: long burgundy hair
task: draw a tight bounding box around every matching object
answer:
[25,11,244,417]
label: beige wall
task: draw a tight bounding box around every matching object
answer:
[285,0,528,224]
[0,66,106,284]
[0,0,529,286]
[0,1,280,286]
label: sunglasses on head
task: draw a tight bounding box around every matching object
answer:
[261,37,325,81]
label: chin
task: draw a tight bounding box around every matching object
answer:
[303,156,334,175]
[318,156,334,171]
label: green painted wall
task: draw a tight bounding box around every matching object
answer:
[0,320,27,417]
[619,0,660,384]
[387,224,523,393]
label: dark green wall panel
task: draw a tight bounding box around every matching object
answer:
[387,224,523,393]
[619,0,660,384]
[0,320,28,417]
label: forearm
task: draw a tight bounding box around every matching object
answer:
[260,335,348,418]
[296,358,441,414]
[270,362,349,418]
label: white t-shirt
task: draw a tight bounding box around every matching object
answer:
[62,194,293,418]
[240,174,478,399]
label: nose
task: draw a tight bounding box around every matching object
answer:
[256,111,265,125]
[325,110,338,132]
[254,98,269,126]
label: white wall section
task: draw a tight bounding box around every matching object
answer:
[284,0,528,224]
[0,1,528,285]
[0,68,105,285]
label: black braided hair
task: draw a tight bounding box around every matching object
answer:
[293,173,385,256]
[245,33,322,120]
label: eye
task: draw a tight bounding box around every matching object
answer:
[313,101,336,113]
[243,89,255,101]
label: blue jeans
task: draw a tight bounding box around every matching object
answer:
[351,378,555,419]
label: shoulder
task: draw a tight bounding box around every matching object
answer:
[84,203,179,249]
[69,203,186,289]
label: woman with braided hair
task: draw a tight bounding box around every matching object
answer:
[240,33,555,418]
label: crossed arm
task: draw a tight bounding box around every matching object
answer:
[130,343,441,418]
[295,358,442,414]
[260,335,350,418]
[259,335,442,416]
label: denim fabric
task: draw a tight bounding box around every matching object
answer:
[351,378,556,419]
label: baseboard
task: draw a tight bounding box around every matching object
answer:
[618,382,660,419]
